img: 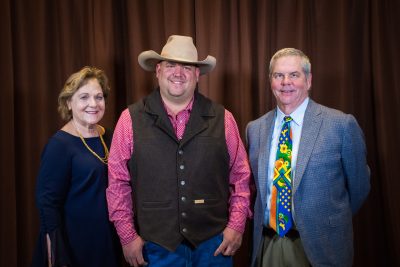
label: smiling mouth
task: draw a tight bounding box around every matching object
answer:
[280,89,295,93]
[169,79,185,84]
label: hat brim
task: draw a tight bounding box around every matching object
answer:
[138,50,216,75]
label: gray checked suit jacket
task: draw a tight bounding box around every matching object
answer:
[246,99,370,267]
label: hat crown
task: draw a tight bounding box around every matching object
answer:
[137,34,216,75]
[160,35,198,62]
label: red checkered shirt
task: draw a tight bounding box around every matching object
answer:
[106,99,252,245]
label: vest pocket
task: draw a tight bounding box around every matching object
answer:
[142,200,172,209]
[192,198,221,208]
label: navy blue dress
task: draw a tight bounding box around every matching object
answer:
[32,130,121,267]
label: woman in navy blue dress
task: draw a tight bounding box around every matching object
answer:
[32,67,121,267]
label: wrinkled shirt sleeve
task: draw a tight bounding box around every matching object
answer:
[224,110,253,233]
[106,109,139,245]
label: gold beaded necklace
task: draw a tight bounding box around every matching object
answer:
[72,121,109,164]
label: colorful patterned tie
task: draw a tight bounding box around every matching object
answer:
[270,116,293,237]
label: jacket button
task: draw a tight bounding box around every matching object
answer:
[181,212,187,217]
[182,228,188,233]
[179,165,185,170]
[180,180,186,186]
[181,196,186,202]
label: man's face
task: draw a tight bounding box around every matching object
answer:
[156,61,200,103]
[270,55,312,114]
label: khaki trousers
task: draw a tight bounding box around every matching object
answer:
[255,230,311,267]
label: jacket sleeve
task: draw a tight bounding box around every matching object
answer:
[341,114,371,214]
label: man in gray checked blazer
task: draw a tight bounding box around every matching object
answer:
[247,48,370,267]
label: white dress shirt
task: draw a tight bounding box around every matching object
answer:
[264,97,309,226]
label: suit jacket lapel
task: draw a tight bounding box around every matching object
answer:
[293,99,323,194]
[258,110,276,208]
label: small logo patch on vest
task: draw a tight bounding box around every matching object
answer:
[194,199,205,204]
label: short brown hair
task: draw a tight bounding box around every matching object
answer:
[58,66,110,121]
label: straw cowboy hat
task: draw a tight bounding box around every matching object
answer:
[138,35,216,75]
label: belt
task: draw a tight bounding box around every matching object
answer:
[262,227,300,241]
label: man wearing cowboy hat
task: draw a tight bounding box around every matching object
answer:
[106,35,252,267]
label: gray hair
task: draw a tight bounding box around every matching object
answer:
[269,48,311,79]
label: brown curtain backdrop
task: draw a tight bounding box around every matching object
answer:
[1,0,399,266]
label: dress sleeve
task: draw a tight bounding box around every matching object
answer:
[35,134,72,266]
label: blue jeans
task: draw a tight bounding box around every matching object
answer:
[143,234,232,267]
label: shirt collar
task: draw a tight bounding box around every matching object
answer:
[276,97,309,126]
[163,96,194,117]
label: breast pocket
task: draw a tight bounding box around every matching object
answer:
[142,200,172,210]
[308,149,341,169]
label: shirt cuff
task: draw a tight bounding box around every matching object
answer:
[227,210,248,233]
[120,230,139,246]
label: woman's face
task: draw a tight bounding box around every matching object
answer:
[67,78,105,128]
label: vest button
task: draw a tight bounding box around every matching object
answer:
[180,180,186,186]
[178,149,184,155]
[182,228,188,233]
[181,196,186,202]
[179,165,185,170]
[181,212,187,217]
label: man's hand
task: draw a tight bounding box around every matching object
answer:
[214,227,243,256]
[122,236,148,267]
